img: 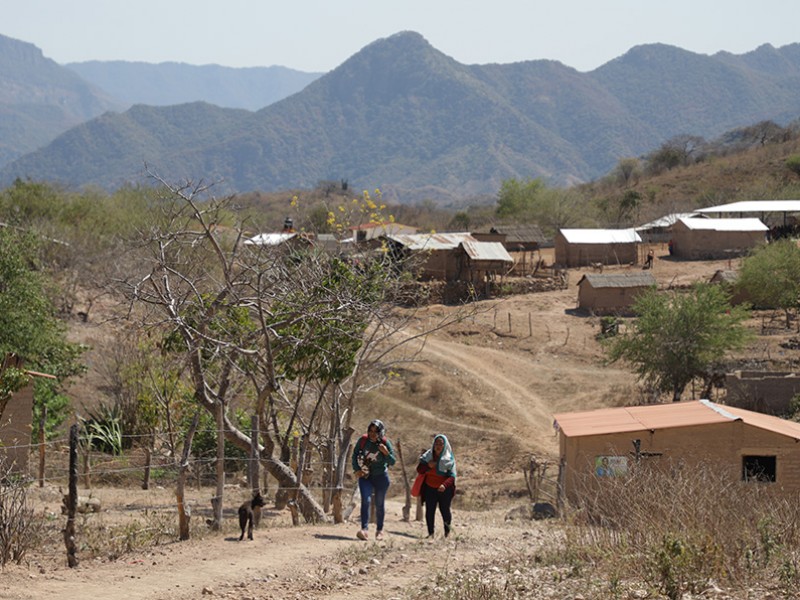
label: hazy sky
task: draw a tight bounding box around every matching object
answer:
[3,0,798,73]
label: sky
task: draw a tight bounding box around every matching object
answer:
[3,0,799,73]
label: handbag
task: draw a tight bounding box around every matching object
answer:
[411,472,425,497]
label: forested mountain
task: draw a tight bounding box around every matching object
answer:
[65,61,321,111]
[3,31,800,203]
[0,34,120,167]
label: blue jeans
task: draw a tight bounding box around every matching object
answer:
[358,470,390,531]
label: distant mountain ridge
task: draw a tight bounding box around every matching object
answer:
[2,31,800,202]
[0,34,120,166]
[65,61,322,111]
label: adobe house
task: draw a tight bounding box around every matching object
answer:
[554,228,641,268]
[0,382,34,474]
[725,370,800,416]
[667,217,768,260]
[575,272,656,315]
[0,354,55,475]
[552,400,800,504]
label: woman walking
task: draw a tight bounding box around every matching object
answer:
[352,419,396,541]
[417,433,456,539]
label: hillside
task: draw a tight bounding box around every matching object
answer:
[65,60,322,111]
[4,31,800,202]
[0,34,120,166]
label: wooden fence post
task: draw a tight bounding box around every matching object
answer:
[37,406,46,488]
[63,424,79,567]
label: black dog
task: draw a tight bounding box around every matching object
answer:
[238,491,266,541]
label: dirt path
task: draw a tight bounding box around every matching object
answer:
[1,500,548,600]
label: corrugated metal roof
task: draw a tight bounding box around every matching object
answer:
[491,224,549,245]
[696,200,800,214]
[461,240,513,262]
[388,232,475,250]
[710,269,739,283]
[560,228,642,244]
[676,217,768,232]
[553,399,800,441]
[244,232,297,246]
[577,273,656,288]
[635,213,706,230]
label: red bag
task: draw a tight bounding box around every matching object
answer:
[411,472,425,497]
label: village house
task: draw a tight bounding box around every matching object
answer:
[635,212,707,243]
[552,400,800,504]
[667,217,768,260]
[554,228,641,268]
[382,232,512,283]
[575,272,656,315]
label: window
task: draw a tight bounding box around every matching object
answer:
[742,455,776,482]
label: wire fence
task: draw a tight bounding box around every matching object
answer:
[0,429,370,498]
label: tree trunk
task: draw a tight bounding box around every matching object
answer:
[331,427,355,523]
[211,399,225,530]
[177,412,200,541]
[220,411,328,522]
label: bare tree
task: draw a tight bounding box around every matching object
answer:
[118,173,472,523]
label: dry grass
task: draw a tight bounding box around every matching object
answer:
[564,461,800,599]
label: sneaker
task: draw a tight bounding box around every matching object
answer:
[356,529,368,541]
[375,530,384,541]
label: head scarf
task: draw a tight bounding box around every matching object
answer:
[368,419,386,440]
[420,434,456,479]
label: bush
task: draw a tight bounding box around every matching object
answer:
[0,469,39,565]
[785,154,800,177]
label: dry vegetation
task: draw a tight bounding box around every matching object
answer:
[6,245,800,599]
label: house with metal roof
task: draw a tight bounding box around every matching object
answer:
[575,272,656,315]
[555,228,641,268]
[552,400,800,503]
[668,217,768,259]
[383,232,512,283]
[635,212,707,243]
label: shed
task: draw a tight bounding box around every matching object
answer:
[554,229,641,268]
[576,272,656,315]
[552,400,800,503]
[459,240,513,285]
[668,217,767,260]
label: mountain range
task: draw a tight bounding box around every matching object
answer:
[2,31,800,203]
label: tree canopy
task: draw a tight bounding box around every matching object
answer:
[736,239,800,325]
[605,283,751,402]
